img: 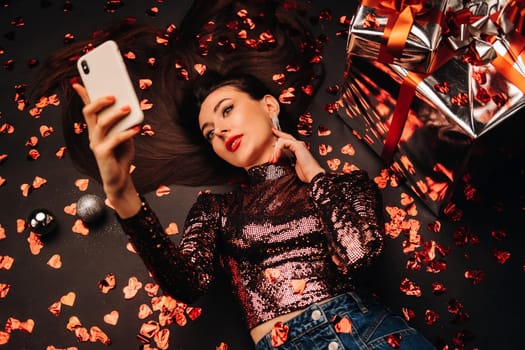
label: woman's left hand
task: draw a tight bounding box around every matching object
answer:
[269,128,325,183]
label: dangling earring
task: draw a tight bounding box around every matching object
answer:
[272,113,281,131]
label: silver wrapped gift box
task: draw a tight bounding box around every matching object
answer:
[346,0,447,73]
[340,0,525,215]
[346,0,520,73]
[339,39,525,214]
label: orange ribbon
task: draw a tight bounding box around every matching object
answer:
[381,0,424,58]
[488,34,525,94]
[381,72,421,161]
[381,44,456,162]
[361,0,438,64]
[504,0,525,34]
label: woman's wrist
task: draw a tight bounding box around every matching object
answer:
[105,181,142,219]
[306,166,326,183]
[307,168,325,183]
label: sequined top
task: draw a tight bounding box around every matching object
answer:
[118,160,384,330]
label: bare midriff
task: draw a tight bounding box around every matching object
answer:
[250,295,338,344]
[250,308,305,345]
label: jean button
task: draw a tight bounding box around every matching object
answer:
[328,341,339,350]
[311,309,322,320]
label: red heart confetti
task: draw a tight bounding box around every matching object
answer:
[271,321,289,347]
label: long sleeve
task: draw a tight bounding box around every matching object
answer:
[309,170,385,274]
[117,193,222,303]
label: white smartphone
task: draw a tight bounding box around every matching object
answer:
[76,40,144,137]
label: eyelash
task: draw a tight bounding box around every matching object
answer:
[222,105,233,116]
[204,104,233,141]
[205,129,215,141]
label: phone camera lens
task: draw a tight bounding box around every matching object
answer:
[81,60,90,74]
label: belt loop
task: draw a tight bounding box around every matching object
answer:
[348,291,368,313]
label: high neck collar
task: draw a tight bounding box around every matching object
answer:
[246,158,295,185]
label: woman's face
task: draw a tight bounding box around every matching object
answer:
[198,85,280,170]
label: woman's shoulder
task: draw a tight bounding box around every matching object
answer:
[194,187,237,206]
[313,169,371,184]
[184,188,237,222]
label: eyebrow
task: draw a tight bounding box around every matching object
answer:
[213,97,231,113]
[200,121,211,134]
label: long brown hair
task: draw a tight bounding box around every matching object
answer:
[34,0,325,192]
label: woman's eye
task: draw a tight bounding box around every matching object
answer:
[205,129,215,141]
[222,105,233,116]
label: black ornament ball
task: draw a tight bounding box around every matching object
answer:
[28,208,57,236]
[76,194,106,223]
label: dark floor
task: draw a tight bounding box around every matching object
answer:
[1,1,524,349]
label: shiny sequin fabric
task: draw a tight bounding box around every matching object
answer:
[118,160,385,330]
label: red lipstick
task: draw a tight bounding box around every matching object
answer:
[225,135,243,152]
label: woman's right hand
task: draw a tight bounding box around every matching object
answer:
[72,83,142,218]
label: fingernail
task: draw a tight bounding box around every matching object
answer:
[69,76,81,86]
[121,105,130,112]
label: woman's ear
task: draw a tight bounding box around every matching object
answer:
[262,94,280,118]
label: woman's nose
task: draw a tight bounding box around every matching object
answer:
[213,127,228,140]
[214,121,230,137]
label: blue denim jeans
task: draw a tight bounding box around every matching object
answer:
[254,292,435,350]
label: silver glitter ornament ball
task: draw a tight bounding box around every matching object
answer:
[76,194,106,223]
